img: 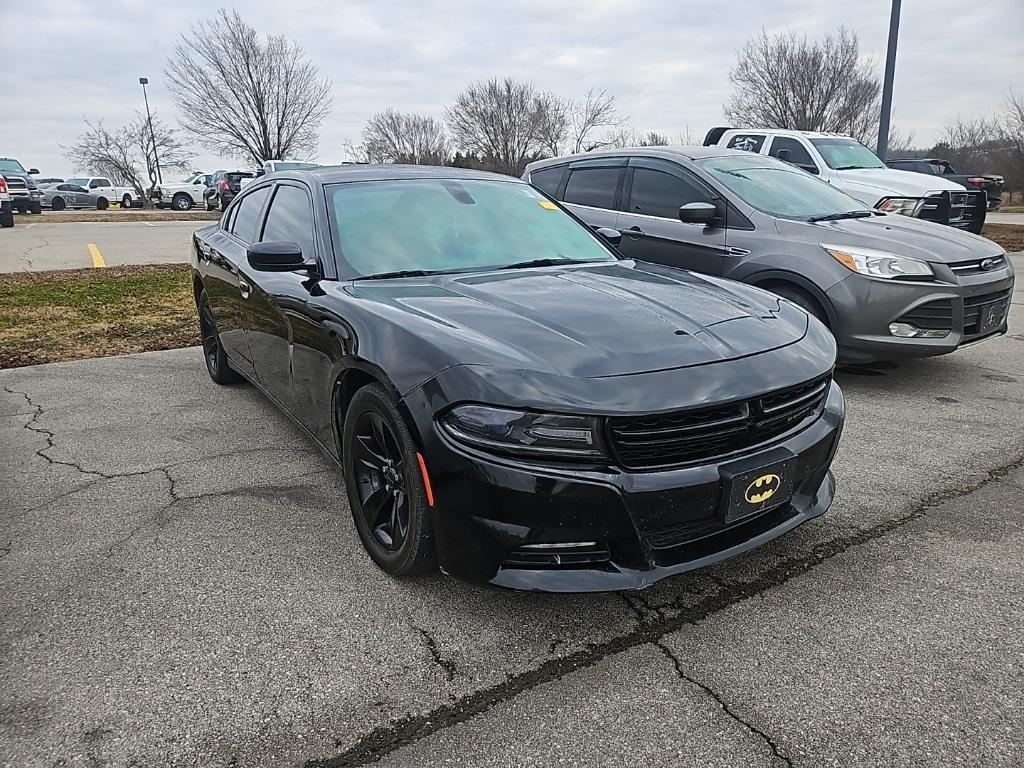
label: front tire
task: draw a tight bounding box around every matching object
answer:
[197,289,242,385]
[51,197,66,212]
[172,193,193,211]
[342,384,436,577]
[96,197,109,211]
[29,202,42,214]
[122,195,134,210]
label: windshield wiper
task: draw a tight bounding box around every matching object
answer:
[807,210,876,223]
[352,269,439,281]
[500,258,588,270]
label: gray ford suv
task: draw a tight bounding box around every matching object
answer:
[524,148,1014,363]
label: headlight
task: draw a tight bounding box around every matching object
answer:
[821,243,933,280]
[876,197,924,217]
[439,405,602,459]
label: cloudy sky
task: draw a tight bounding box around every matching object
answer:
[2,0,1021,179]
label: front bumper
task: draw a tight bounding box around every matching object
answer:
[827,267,1015,363]
[405,381,844,592]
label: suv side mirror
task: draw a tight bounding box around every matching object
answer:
[678,202,718,224]
[28,168,40,175]
[247,241,316,273]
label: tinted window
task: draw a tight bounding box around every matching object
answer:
[629,168,710,218]
[95,178,111,187]
[230,187,270,242]
[261,185,316,258]
[563,167,620,209]
[768,137,817,172]
[70,185,87,193]
[530,166,565,198]
[726,134,766,153]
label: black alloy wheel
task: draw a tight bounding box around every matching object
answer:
[96,198,109,211]
[342,384,436,575]
[51,197,66,211]
[198,290,242,385]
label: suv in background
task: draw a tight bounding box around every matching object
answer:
[0,157,43,214]
[885,158,1004,211]
[524,147,1013,364]
[205,170,254,211]
[704,128,986,234]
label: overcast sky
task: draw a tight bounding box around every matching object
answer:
[2,0,1021,179]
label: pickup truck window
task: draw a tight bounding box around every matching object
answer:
[768,137,818,173]
[809,139,885,170]
[726,134,766,153]
[0,159,27,172]
[66,178,89,187]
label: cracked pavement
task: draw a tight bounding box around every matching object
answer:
[1,255,1023,767]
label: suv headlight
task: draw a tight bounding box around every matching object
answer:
[876,197,924,217]
[821,244,933,280]
[439,405,602,459]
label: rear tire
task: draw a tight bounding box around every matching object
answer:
[51,197,66,212]
[765,283,830,329]
[197,289,243,385]
[122,195,133,210]
[96,197,109,211]
[172,193,193,211]
[29,202,42,214]
[342,383,437,577]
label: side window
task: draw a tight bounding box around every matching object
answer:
[95,178,111,187]
[628,167,711,218]
[530,166,566,198]
[726,134,766,153]
[89,180,102,188]
[563,167,621,209]
[71,185,88,193]
[229,186,271,243]
[260,185,316,258]
[768,137,818,173]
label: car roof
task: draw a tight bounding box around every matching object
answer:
[720,128,853,139]
[284,164,522,185]
[526,145,753,171]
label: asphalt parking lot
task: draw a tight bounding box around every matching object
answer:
[1,254,1022,767]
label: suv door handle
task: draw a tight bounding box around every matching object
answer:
[238,278,251,299]
[625,225,645,238]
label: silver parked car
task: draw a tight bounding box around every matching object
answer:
[525,148,1014,363]
[39,182,99,211]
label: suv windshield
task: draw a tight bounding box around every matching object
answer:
[0,159,27,172]
[329,178,616,278]
[698,155,867,220]
[810,138,885,170]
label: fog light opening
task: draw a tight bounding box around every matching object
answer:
[888,322,949,339]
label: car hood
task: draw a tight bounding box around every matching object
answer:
[776,213,1005,264]
[347,261,808,378]
[834,167,966,198]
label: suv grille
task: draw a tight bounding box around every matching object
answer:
[918,190,986,229]
[949,255,1006,276]
[607,376,831,470]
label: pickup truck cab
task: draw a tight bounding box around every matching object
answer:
[64,176,142,210]
[0,157,43,214]
[150,172,212,211]
[885,158,1003,211]
[705,128,986,234]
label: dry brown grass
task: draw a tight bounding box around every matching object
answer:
[982,223,1024,253]
[0,265,199,369]
[35,210,220,224]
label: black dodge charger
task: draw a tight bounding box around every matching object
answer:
[191,166,845,592]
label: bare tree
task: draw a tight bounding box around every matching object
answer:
[605,127,670,149]
[936,117,1002,168]
[65,117,193,204]
[445,77,564,176]
[164,9,331,167]
[1002,89,1024,202]
[362,109,451,165]
[567,88,625,153]
[725,27,881,143]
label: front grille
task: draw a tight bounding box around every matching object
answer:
[949,254,1006,276]
[4,177,27,192]
[607,376,831,470]
[964,289,1012,336]
[896,299,954,330]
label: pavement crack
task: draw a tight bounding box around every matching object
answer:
[412,626,456,684]
[654,641,793,767]
[306,450,1024,768]
[0,539,11,560]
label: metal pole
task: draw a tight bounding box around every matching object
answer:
[876,0,902,160]
[139,77,162,185]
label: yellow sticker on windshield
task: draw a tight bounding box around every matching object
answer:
[538,200,558,209]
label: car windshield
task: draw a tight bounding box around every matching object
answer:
[0,159,27,172]
[272,162,317,172]
[810,138,885,170]
[698,154,867,220]
[328,178,616,278]
[66,178,89,187]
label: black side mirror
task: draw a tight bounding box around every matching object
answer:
[247,241,315,273]
[775,149,791,162]
[28,168,39,175]
[594,227,622,246]
[678,201,718,225]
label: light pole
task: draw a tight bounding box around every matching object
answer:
[139,77,162,185]
[876,0,902,161]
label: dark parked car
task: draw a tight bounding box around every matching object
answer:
[191,165,844,592]
[0,157,42,214]
[525,148,1014,364]
[204,170,254,211]
[885,158,1004,211]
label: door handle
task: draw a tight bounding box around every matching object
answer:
[238,278,251,299]
[625,225,645,238]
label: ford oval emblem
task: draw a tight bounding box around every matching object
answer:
[980,258,996,271]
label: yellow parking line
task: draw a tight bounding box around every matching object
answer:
[144,222,156,228]
[88,243,106,268]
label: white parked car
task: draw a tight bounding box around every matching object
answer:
[239,160,318,189]
[150,172,213,211]
[704,128,985,233]
[64,176,143,210]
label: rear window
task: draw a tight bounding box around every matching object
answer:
[226,172,255,184]
[726,134,766,153]
[563,167,620,209]
[529,166,565,198]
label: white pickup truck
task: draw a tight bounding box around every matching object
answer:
[704,128,986,234]
[64,176,143,210]
[150,172,212,211]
